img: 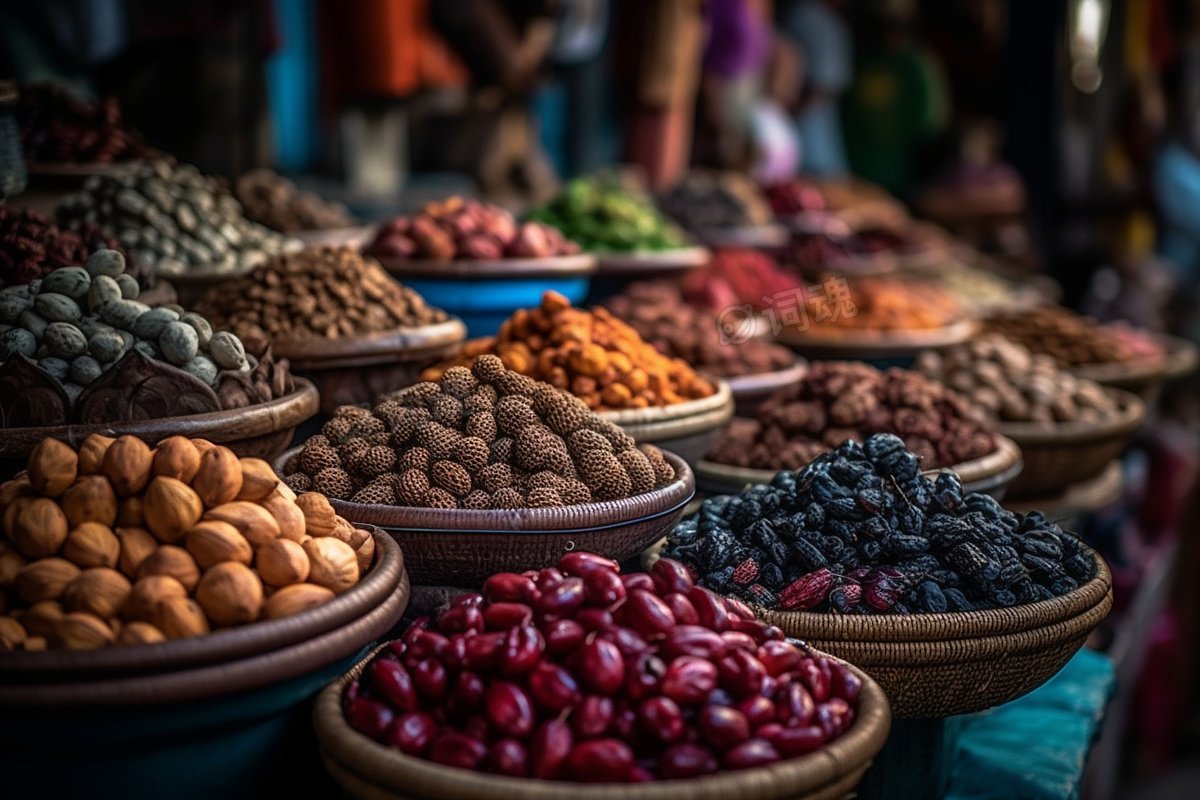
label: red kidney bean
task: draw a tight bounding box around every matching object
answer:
[462,715,490,742]
[575,607,614,632]
[485,681,535,738]
[659,625,726,660]
[738,695,776,728]
[345,697,394,741]
[438,604,484,635]
[722,738,781,770]
[707,687,734,707]
[688,586,731,632]
[607,626,649,657]
[400,616,430,646]
[412,658,448,701]
[531,719,573,779]
[527,661,580,712]
[537,577,586,617]
[388,711,437,755]
[543,618,585,655]
[576,638,625,694]
[368,658,418,712]
[828,659,863,704]
[483,572,537,602]
[651,558,695,595]
[723,595,756,621]
[406,630,449,661]
[718,649,768,699]
[487,738,529,777]
[799,658,831,702]
[662,656,719,706]
[817,698,854,738]
[612,704,638,740]
[638,696,685,743]
[451,592,485,608]
[571,694,615,738]
[567,739,634,782]
[721,631,758,654]
[729,616,774,643]
[769,724,826,757]
[662,592,699,625]
[448,670,485,718]
[430,732,487,770]
[629,765,655,782]
[755,722,783,741]
[621,573,655,594]
[624,651,666,701]
[659,743,718,779]
[536,568,565,591]
[757,640,803,676]
[558,552,619,576]
[443,634,468,671]
[697,704,751,750]
[777,681,815,726]
[484,602,533,629]
[463,631,505,672]
[345,678,362,704]
[621,589,676,636]
[581,567,626,607]
[499,625,544,677]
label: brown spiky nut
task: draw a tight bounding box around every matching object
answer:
[480,462,515,493]
[489,437,514,465]
[284,473,312,493]
[585,417,637,451]
[350,446,396,478]
[28,438,79,498]
[464,387,497,416]
[396,469,431,506]
[578,449,633,501]
[372,401,406,431]
[471,354,507,383]
[440,366,478,399]
[424,487,458,509]
[462,490,491,510]
[431,461,473,497]
[299,440,341,475]
[397,446,431,472]
[390,406,433,445]
[392,381,441,407]
[489,487,525,509]
[416,421,461,460]
[453,437,490,477]
[494,395,541,436]
[616,448,656,494]
[351,478,396,505]
[538,390,591,437]
[526,487,564,508]
[321,416,355,445]
[340,438,370,461]
[642,445,675,484]
[515,425,571,474]
[494,369,538,397]
[312,467,354,499]
[465,411,498,442]
[431,394,465,428]
[557,478,593,505]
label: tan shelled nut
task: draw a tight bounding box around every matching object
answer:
[117,496,144,527]
[14,558,80,604]
[236,458,279,502]
[27,438,78,498]
[77,433,115,475]
[60,475,119,528]
[256,538,310,587]
[17,600,64,638]
[265,582,335,619]
[117,620,166,646]
[203,501,280,547]
[116,527,157,577]
[260,490,305,542]
[101,435,154,497]
[185,520,252,569]
[63,522,121,569]
[191,446,243,507]
[152,597,210,640]
[136,545,200,592]
[11,498,69,559]
[303,537,360,594]
[195,562,264,625]
[295,493,338,537]
[53,612,114,650]
[151,436,202,483]
[0,544,27,587]
[142,476,204,544]
[62,567,132,619]
[123,574,187,622]
[0,616,26,650]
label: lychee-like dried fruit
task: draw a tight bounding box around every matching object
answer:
[578,449,632,501]
[495,395,541,435]
[431,460,473,497]
[494,369,537,397]
[557,478,593,505]
[431,395,465,428]
[465,385,498,414]
[393,382,441,407]
[349,415,386,438]
[313,467,354,499]
[390,407,433,445]
[616,448,656,495]
[466,412,497,442]
[340,438,370,459]
[515,424,564,472]
[585,417,636,451]
[372,400,407,430]
[490,487,525,509]
[441,366,478,399]
[335,406,373,420]
[527,487,564,508]
[396,469,431,506]
[425,487,458,509]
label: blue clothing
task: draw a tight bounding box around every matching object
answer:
[780,0,850,175]
[1154,140,1200,286]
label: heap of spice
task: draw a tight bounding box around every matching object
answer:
[56,159,293,275]
[16,83,157,164]
[983,307,1161,366]
[1,206,133,289]
[679,248,798,312]
[604,281,795,378]
[707,362,996,471]
[367,197,580,261]
[528,176,688,253]
[422,291,715,411]
[799,276,961,332]
[0,435,375,651]
[283,354,677,508]
[233,168,357,234]
[657,170,774,230]
[666,433,1096,613]
[193,247,447,352]
[0,249,285,412]
[915,335,1120,424]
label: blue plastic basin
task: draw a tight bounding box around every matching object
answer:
[403,276,591,337]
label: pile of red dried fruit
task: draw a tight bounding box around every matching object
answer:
[367,198,580,262]
[0,206,132,289]
[763,179,827,216]
[344,553,862,782]
[680,248,798,312]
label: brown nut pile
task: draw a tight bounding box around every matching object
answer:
[193,246,447,350]
[0,435,374,652]
[422,291,714,411]
[707,361,997,470]
[367,196,580,261]
[982,307,1138,366]
[604,281,795,378]
[283,354,677,508]
[805,276,962,332]
[233,168,357,234]
[915,335,1121,424]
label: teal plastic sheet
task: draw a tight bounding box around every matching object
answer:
[945,649,1116,800]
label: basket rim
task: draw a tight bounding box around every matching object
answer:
[692,223,791,249]
[995,388,1145,444]
[598,380,732,426]
[595,246,711,273]
[775,317,977,352]
[272,317,467,364]
[313,642,891,800]
[275,451,696,533]
[0,377,319,458]
[0,567,410,708]
[724,360,807,398]
[374,253,597,279]
[0,530,402,677]
[695,433,1022,493]
[611,396,735,443]
[292,224,378,247]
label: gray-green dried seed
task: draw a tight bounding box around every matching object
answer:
[33,293,82,324]
[38,357,70,382]
[115,274,140,299]
[132,307,180,340]
[100,299,149,330]
[88,331,127,363]
[87,275,123,312]
[159,321,199,366]
[179,312,213,346]
[208,331,246,369]
[18,310,47,340]
[43,323,88,358]
[70,355,103,385]
[86,249,126,278]
[0,328,37,359]
[183,354,218,385]
[41,267,91,301]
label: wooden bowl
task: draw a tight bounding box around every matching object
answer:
[695,434,1023,500]
[0,377,318,477]
[314,643,890,800]
[273,451,695,586]
[599,381,735,465]
[273,319,467,413]
[0,530,404,680]
[756,550,1112,718]
[725,360,807,416]
[998,389,1144,498]
[776,319,977,362]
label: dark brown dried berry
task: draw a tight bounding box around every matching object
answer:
[578,449,633,501]
[462,490,491,510]
[397,469,431,506]
[455,436,490,477]
[440,366,478,399]
[432,460,473,497]
[490,487,525,509]
[284,473,311,493]
[616,449,656,495]
[425,487,458,509]
[465,412,498,443]
[313,467,354,500]
[527,487,564,507]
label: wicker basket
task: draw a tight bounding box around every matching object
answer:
[999,389,1144,498]
[274,450,696,586]
[726,360,807,416]
[273,318,467,413]
[0,377,319,478]
[775,319,976,360]
[313,643,891,800]
[0,530,404,680]
[757,551,1112,719]
[599,381,735,465]
[694,434,1023,500]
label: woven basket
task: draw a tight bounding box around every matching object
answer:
[756,550,1112,719]
[0,377,318,478]
[726,360,807,416]
[1003,460,1122,530]
[999,389,1144,498]
[599,381,735,464]
[694,434,1023,500]
[274,318,466,413]
[0,530,404,680]
[775,319,976,360]
[274,450,695,586]
[313,643,891,800]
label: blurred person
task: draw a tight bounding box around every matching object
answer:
[612,0,705,189]
[840,0,949,197]
[777,0,851,176]
[695,0,772,171]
